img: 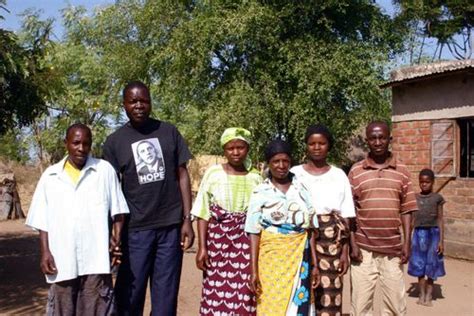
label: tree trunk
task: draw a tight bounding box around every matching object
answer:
[0,185,13,220]
[0,180,25,220]
[10,182,25,219]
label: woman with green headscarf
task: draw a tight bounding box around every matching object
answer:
[191,127,262,315]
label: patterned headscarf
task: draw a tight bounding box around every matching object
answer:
[220,127,252,171]
[220,127,252,147]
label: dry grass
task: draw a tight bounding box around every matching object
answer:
[188,155,226,193]
[8,162,41,214]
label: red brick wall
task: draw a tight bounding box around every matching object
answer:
[392,119,474,259]
[392,119,474,219]
[392,120,431,174]
[439,179,474,220]
[437,178,474,259]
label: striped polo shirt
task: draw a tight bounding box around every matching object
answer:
[348,154,417,255]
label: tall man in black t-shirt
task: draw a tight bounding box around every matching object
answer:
[103,81,194,315]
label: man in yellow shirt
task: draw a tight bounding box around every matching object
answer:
[27,123,130,315]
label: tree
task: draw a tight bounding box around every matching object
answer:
[0,129,29,163]
[0,0,49,135]
[144,1,400,162]
[19,8,126,163]
[15,1,405,165]
[394,0,474,62]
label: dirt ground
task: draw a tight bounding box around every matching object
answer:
[1,220,473,315]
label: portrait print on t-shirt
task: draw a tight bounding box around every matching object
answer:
[131,138,166,184]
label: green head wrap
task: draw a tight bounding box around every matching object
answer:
[220,127,252,170]
[220,127,251,147]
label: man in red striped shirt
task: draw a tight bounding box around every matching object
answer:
[349,121,417,316]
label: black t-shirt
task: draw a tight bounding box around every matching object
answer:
[414,192,445,227]
[103,119,192,231]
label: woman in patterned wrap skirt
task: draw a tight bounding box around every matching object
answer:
[191,127,262,315]
[246,139,320,316]
[291,124,355,316]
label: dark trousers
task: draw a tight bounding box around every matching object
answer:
[115,225,183,316]
[46,274,114,316]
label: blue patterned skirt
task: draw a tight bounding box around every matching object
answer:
[408,227,446,280]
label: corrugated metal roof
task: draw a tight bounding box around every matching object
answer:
[381,59,474,88]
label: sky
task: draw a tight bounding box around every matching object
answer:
[1,0,448,61]
[2,0,396,35]
[1,0,114,37]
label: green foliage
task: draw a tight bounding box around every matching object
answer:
[20,9,125,162]
[396,0,473,42]
[395,0,474,60]
[0,128,29,163]
[146,1,397,163]
[0,3,48,134]
[12,0,403,165]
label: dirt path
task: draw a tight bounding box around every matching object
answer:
[1,220,473,315]
[0,220,48,314]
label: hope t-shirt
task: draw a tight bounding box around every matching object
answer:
[103,119,192,231]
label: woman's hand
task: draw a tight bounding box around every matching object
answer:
[337,252,349,276]
[311,266,320,289]
[249,272,261,294]
[195,247,210,271]
[437,242,444,255]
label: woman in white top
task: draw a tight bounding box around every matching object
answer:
[291,124,355,316]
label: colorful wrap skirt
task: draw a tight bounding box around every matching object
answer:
[199,203,256,315]
[257,228,314,316]
[408,226,446,280]
[315,212,349,316]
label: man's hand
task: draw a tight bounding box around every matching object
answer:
[249,272,261,294]
[337,253,349,276]
[350,243,363,263]
[177,164,193,250]
[40,250,57,275]
[195,247,210,271]
[181,219,195,250]
[311,266,320,289]
[401,242,410,264]
[109,235,122,266]
[39,230,56,275]
[400,212,412,264]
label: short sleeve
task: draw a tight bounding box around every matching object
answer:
[25,173,49,231]
[400,168,418,214]
[437,193,446,206]
[105,163,130,217]
[174,127,192,167]
[339,170,356,218]
[298,183,319,229]
[244,188,264,234]
[190,167,213,221]
[102,136,120,174]
[348,166,359,204]
[289,165,302,178]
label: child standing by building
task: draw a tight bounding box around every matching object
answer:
[408,168,446,306]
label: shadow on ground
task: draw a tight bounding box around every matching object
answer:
[0,233,48,314]
[406,282,445,301]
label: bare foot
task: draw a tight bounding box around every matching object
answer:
[416,294,425,305]
[423,295,433,307]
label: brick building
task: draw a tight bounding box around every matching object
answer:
[382,59,474,260]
